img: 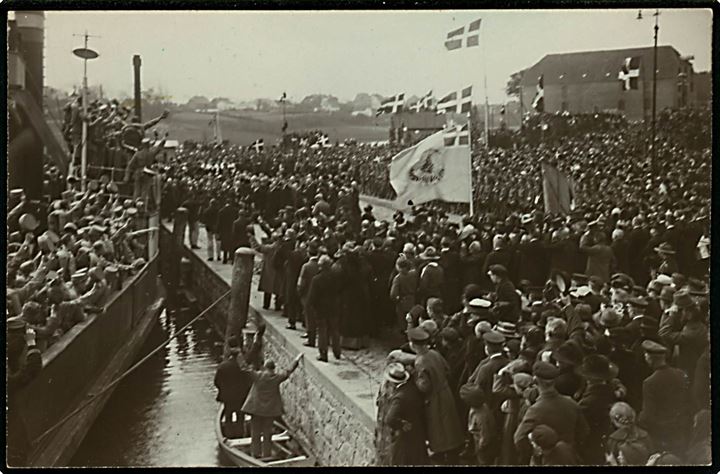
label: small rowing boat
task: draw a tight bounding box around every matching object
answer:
[215,405,316,467]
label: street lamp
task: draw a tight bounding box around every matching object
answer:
[72,31,100,191]
[637,9,660,168]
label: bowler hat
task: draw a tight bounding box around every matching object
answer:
[628,297,648,308]
[553,341,583,366]
[577,354,618,380]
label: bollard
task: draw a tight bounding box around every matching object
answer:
[223,247,255,359]
[169,207,188,297]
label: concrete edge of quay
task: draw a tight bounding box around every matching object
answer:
[161,221,377,465]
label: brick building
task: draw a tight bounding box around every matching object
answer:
[520,46,701,121]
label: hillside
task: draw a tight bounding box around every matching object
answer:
[164,110,391,145]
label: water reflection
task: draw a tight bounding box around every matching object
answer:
[70,308,232,467]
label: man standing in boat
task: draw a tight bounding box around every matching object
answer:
[214,325,265,438]
[241,352,303,459]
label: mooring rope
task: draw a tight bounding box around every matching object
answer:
[31,289,231,447]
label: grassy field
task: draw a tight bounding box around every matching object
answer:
[163,110,391,145]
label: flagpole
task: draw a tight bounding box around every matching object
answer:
[482,22,489,150]
[468,115,475,216]
[215,108,222,144]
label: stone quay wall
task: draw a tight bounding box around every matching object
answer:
[160,226,376,466]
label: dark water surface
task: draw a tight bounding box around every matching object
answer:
[70,307,233,467]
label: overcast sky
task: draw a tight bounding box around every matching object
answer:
[39,9,712,104]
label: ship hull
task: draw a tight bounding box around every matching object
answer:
[9,218,165,467]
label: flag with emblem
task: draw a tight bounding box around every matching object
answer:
[618,57,641,91]
[376,93,405,116]
[445,18,481,50]
[437,86,472,115]
[532,75,544,112]
[250,138,264,153]
[318,134,330,147]
[389,128,471,206]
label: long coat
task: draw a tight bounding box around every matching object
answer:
[638,365,691,451]
[414,349,464,454]
[258,241,279,294]
[577,382,617,464]
[385,379,430,466]
[216,204,237,252]
[514,388,589,460]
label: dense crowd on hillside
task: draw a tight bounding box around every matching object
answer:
[157,106,709,466]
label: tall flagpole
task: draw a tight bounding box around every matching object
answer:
[467,115,475,216]
[482,22,490,150]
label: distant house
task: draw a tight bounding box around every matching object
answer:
[520,46,700,121]
[351,108,373,117]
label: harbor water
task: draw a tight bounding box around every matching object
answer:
[70,305,232,467]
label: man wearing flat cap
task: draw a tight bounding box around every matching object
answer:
[514,361,589,464]
[460,330,509,464]
[409,327,464,464]
[638,340,692,456]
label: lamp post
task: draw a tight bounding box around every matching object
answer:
[637,9,659,168]
[72,31,100,191]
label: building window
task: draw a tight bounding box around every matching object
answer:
[618,99,625,111]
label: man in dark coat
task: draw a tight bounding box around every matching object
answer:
[383,364,429,466]
[232,208,250,251]
[284,241,308,330]
[459,331,509,465]
[638,340,692,456]
[514,361,590,462]
[517,232,548,286]
[214,329,264,437]
[487,265,521,322]
[307,255,341,362]
[367,239,397,332]
[216,199,237,264]
[576,354,621,464]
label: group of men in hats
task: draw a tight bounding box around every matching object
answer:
[7,183,152,391]
[152,106,709,466]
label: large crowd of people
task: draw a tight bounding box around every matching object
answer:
[156,106,710,466]
[7,170,153,394]
[7,98,710,466]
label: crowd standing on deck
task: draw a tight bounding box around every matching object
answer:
[165,108,710,466]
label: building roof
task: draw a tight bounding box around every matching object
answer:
[520,46,687,87]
